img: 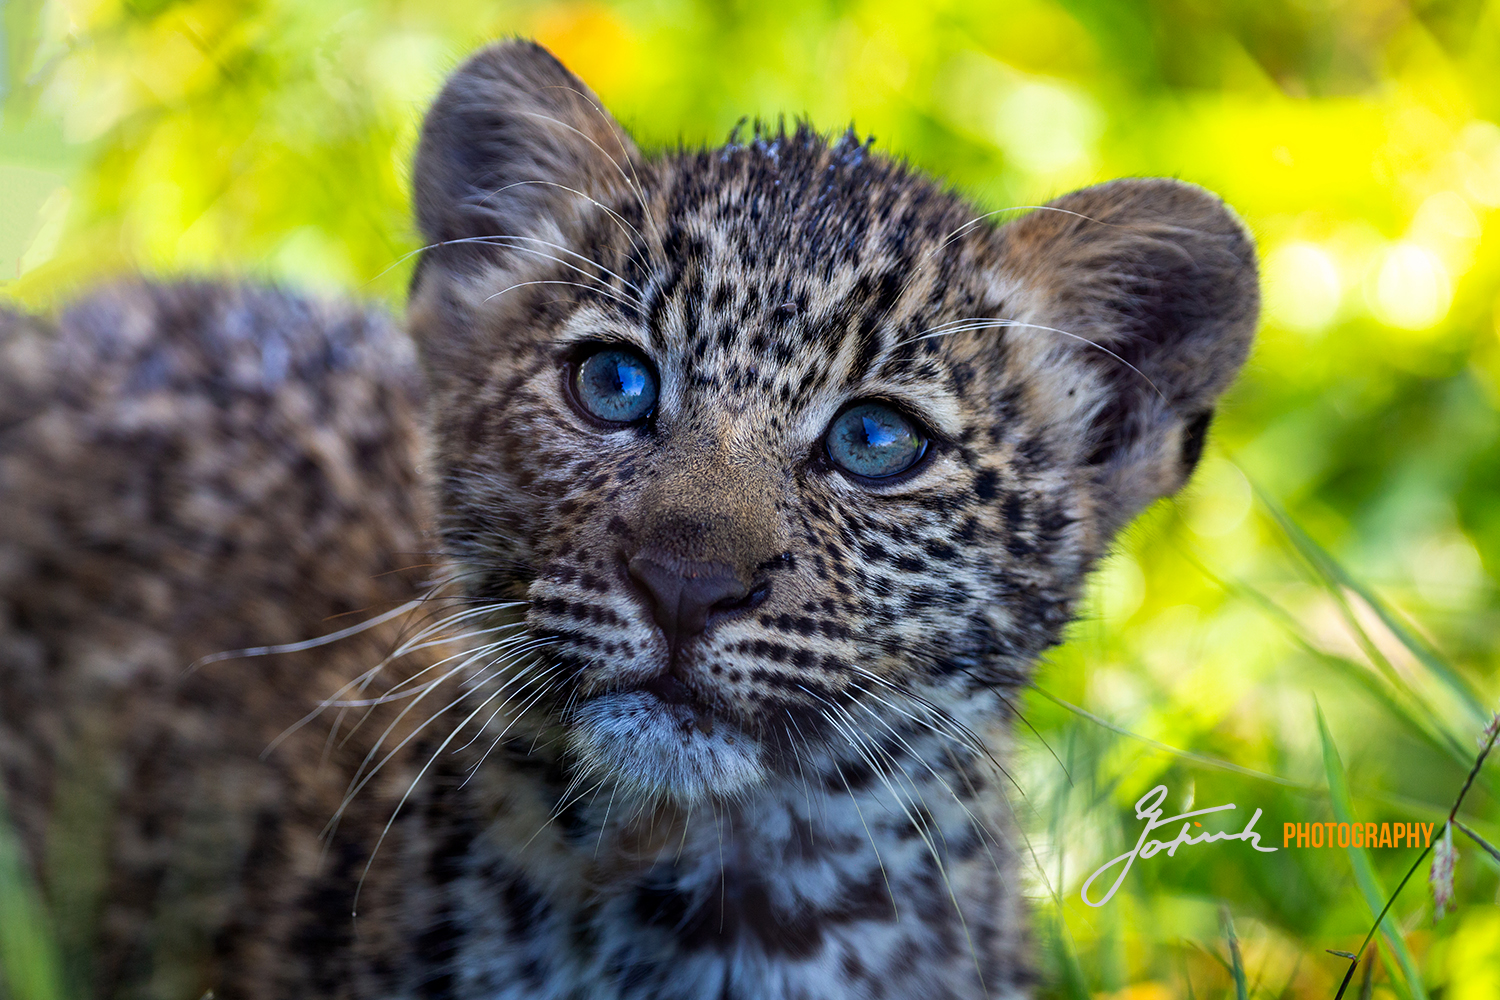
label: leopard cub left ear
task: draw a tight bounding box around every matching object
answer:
[993,177,1259,535]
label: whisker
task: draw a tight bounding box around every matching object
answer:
[990,689,1071,785]
[337,637,540,802]
[446,671,549,757]
[328,635,531,754]
[845,685,1009,882]
[782,712,817,832]
[519,109,657,247]
[819,701,989,996]
[844,666,1011,784]
[349,660,559,916]
[456,659,565,771]
[482,277,642,315]
[795,689,898,919]
[857,725,990,997]
[932,204,1112,257]
[899,316,1167,402]
[315,626,528,710]
[476,176,650,260]
[261,604,523,759]
[538,84,659,239]
[188,598,425,673]
[424,236,645,306]
[879,203,1115,340]
[476,234,646,297]
[594,781,621,859]
[518,776,607,855]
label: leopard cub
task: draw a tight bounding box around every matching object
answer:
[0,39,1257,1000]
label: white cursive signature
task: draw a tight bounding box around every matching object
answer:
[1081,785,1279,907]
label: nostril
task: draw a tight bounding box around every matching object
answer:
[709,582,769,617]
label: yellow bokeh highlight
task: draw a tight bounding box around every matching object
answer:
[1369,242,1452,331]
[1263,241,1342,334]
[1445,907,1500,1000]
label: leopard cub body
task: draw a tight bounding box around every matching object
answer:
[0,41,1257,1000]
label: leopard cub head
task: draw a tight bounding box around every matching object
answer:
[406,41,1258,804]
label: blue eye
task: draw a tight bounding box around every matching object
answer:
[826,403,927,479]
[573,347,658,424]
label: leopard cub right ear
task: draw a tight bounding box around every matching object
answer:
[412,39,640,283]
[991,178,1259,536]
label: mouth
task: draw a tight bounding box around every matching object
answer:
[565,680,766,803]
[638,673,717,736]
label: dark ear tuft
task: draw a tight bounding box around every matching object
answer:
[996,178,1258,531]
[412,39,640,280]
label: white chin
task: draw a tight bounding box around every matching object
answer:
[568,691,766,803]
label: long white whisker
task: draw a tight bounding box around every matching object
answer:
[328,631,538,754]
[452,649,560,758]
[795,688,899,919]
[482,278,641,315]
[933,204,1112,257]
[261,605,523,759]
[469,233,645,296]
[518,776,607,855]
[337,638,561,850]
[349,657,558,916]
[901,317,1167,402]
[845,685,1009,884]
[844,666,1003,775]
[436,235,645,305]
[519,111,656,246]
[474,176,650,258]
[317,627,529,709]
[536,84,660,249]
[188,599,425,673]
[337,637,537,801]
[819,701,989,997]
[782,712,817,831]
[594,781,621,859]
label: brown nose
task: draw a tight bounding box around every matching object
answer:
[626,553,761,645]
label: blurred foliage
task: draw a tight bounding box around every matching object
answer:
[3,0,1500,996]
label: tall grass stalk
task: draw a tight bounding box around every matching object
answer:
[1327,705,1500,999]
[0,789,64,1000]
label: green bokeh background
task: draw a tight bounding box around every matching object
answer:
[3,0,1499,996]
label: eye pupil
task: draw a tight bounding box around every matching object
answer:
[826,403,926,479]
[574,347,658,424]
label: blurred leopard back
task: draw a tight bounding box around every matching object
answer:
[0,39,1257,1000]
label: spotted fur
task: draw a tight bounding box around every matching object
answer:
[0,40,1257,1000]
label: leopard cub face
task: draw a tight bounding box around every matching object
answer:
[406,41,1258,805]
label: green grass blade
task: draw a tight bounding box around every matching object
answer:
[1032,687,1312,789]
[1185,550,1498,800]
[0,790,64,1000]
[1359,950,1376,1000]
[1221,906,1248,1000]
[1260,491,1486,728]
[1316,705,1428,1000]
[1045,908,1091,999]
[1455,820,1500,869]
[1180,947,1198,1000]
